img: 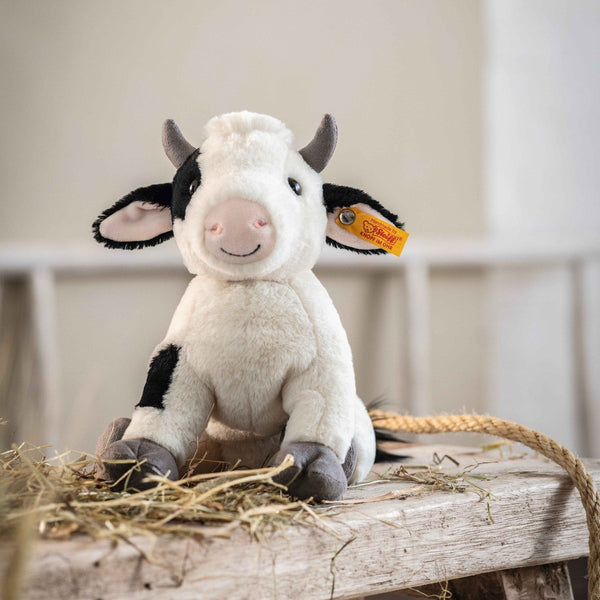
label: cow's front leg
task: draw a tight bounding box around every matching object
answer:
[98,343,213,491]
[271,368,357,501]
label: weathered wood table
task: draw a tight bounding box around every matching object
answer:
[3,444,597,600]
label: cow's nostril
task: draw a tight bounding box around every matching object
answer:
[253,219,267,229]
[209,223,223,235]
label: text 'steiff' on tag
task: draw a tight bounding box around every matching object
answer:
[335,207,409,257]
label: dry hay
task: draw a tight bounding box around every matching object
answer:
[0,442,315,544]
[382,462,493,499]
[0,438,497,547]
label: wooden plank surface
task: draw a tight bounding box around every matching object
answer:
[1,444,597,600]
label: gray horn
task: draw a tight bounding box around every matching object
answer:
[162,119,196,169]
[299,114,338,173]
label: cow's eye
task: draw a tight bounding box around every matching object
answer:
[288,177,302,196]
[189,179,200,195]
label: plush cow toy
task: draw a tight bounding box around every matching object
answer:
[93,111,404,501]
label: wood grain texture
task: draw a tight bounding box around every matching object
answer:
[1,445,597,600]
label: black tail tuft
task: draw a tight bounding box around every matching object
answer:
[365,398,411,462]
[374,427,410,462]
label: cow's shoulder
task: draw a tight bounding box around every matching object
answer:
[290,271,343,327]
[289,270,352,359]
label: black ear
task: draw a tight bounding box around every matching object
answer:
[92,183,173,250]
[323,183,405,254]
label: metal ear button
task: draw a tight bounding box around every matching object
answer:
[339,209,356,225]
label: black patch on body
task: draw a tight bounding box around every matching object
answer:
[92,183,173,250]
[137,344,181,409]
[171,149,201,221]
[322,183,405,255]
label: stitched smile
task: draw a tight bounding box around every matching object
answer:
[220,245,261,257]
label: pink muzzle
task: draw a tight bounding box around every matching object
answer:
[204,198,276,264]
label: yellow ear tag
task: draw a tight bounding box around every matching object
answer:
[335,207,409,256]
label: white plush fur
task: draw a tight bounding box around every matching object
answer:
[122,111,376,482]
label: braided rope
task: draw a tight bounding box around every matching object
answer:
[369,410,600,600]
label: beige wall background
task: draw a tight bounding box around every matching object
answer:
[1,0,486,452]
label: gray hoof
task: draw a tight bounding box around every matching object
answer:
[98,437,178,492]
[342,439,357,480]
[269,441,354,502]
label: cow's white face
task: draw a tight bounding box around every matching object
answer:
[173,113,327,280]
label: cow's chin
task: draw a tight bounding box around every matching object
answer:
[186,243,292,282]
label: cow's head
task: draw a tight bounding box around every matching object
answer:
[93,111,404,280]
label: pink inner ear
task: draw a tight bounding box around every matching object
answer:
[326,203,396,250]
[99,201,172,242]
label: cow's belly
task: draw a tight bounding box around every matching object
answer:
[185,278,316,435]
